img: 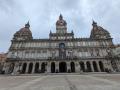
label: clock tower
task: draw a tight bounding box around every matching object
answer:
[56,14,67,34]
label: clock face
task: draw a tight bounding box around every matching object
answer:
[59,21,63,25]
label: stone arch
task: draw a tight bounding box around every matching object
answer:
[51,62,55,73]
[35,62,39,73]
[86,61,92,72]
[41,62,46,73]
[70,62,75,72]
[99,61,104,72]
[79,62,85,72]
[93,61,98,72]
[22,63,27,73]
[59,62,67,73]
[28,63,33,73]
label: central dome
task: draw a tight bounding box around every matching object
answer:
[56,14,67,26]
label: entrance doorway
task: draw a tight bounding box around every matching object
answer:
[99,61,104,72]
[34,63,39,73]
[22,63,27,73]
[28,63,33,73]
[86,62,92,72]
[51,62,55,73]
[93,61,98,72]
[59,62,67,73]
[79,62,85,72]
[41,62,46,73]
[70,62,75,72]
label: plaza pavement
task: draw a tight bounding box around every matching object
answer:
[0,73,120,90]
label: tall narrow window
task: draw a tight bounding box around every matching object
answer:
[59,43,66,59]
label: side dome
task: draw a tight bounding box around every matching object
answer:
[13,22,33,41]
[90,21,111,39]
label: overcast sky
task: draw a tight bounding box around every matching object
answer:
[0,0,120,53]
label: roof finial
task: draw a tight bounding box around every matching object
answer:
[71,30,74,34]
[50,30,52,34]
[92,20,97,26]
[59,14,63,20]
[25,21,30,28]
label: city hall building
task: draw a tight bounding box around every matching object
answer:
[4,15,120,74]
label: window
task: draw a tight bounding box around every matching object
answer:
[59,43,65,48]
[43,50,47,53]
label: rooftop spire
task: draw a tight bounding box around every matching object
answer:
[25,21,30,28]
[50,30,52,34]
[92,20,97,27]
[59,14,63,20]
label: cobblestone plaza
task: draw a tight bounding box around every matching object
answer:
[1,74,120,90]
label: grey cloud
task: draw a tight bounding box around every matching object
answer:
[0,0,120,52]
[0,0,16,13]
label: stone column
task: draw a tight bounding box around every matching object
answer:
[117,61,120,71]
[25,62,29,73]
[55,61,59,72]
[109,61,114,71]
[96,61,101,72]
[79,62,81,72]
[12,63,15,74]
[67,62,70,72]
[84,61,87,72]
[2,63,6,73]
[90,61,94,72]
[13,62,19,74]
[39,62,41,72]
[4,63,10,74]
[17,62,23,74]
[32,62,35,73]
[19,63,23,72]
[47,62,51,73]
[75,62,80,73]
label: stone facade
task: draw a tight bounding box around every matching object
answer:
[0,53,7,73]
[4,15,120,74]
[113,45,120,57]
